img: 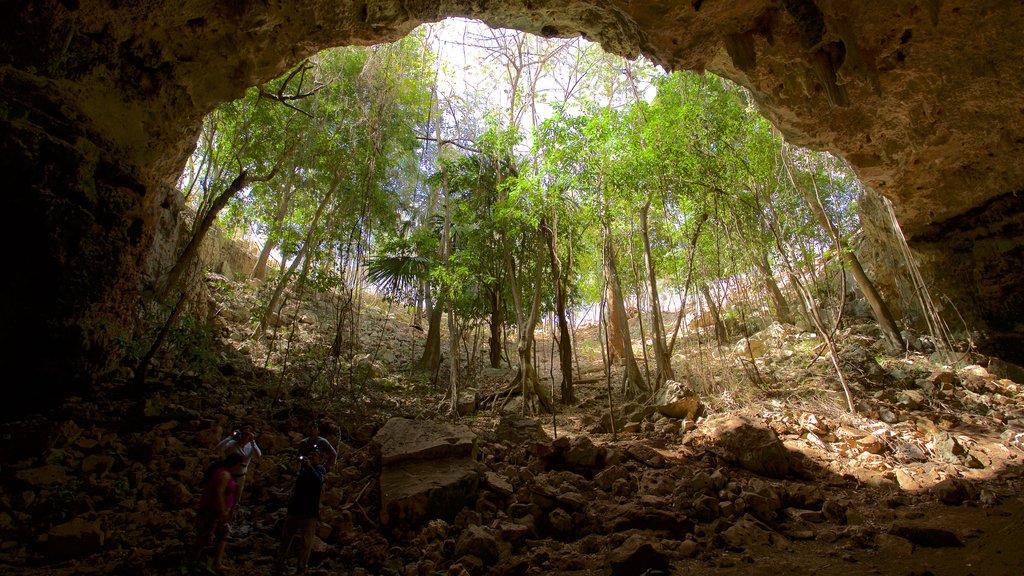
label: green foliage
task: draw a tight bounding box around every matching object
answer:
[167,314,218,376]
[106,319,147,367]
[368,251,433,300]
[174,23,870,373]
[183,35,434,295]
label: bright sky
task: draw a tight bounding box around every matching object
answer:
[424,17,659,140]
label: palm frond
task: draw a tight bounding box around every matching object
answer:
[367,253,432,297]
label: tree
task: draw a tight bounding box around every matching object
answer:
[781,144,905,352]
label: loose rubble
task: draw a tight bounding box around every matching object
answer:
[1,275,1023,576]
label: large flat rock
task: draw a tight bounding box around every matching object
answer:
[373,417,477,465]
[379,457,481,526]
[373,418,480,526]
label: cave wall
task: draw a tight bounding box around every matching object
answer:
[2,1,1024,413]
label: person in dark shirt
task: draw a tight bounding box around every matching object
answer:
[297,419,338,469]
[273,447,327,575]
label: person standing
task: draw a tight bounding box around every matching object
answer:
[297,420,337,469]
[191,452,244,574]
[274,447,327,575]
[215,423,262,507]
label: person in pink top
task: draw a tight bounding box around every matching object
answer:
[191,452,244,574]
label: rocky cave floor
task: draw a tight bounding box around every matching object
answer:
[2,273,1024,576]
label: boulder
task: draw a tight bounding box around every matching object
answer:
[720,514,776,550]
[652,380,705,420]
[607,533,670,576]
[379,457,480,527]
[564,435,600,468]
[374,417,476,465]
[689,414,790,478]
[456,389,477,416]
[453,524,500,564]
[351,354,385,379]
[889,523,964,548]
[45,516,104,559]
[374,418,480,526]
[495,417,549,444]
[734,336,766,359]
[15,464,71,487]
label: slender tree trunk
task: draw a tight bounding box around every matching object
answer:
[668,213,707,354]
[252,238,278,281]
[442,168,461,415]
[519,255,551,414]
[418,92,444,378]
[414,282,425,328]
[605,281,625,363]
[259,245,303,338]
[252,182,294,280]
[627,241,652,386]
[754,251,794,325]
[488,283,504,368]
[605,235,647,398]
[329,287,354,358]
[700,283,727,346]
[542,218,575,404]
[639,202,674,387]
[160,171,252,299]
[783,147,905,351]
[161,142,292,298]
[257,188,332,337]
[133,289,188,386]
[502,231,552,414]
[841,247,904,350]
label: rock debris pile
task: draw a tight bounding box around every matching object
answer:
[1,276,1023,576]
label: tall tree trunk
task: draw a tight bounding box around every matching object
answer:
[754,251,794,325]
[605,283,625,363]
[417,285,443,378]
[519,250,552,414]
[668,213,707,354]
[639,202,673,387]
[442,167,461,415]
[133,289,189,386]
[259,242,304,338]
[700,283,727,346]
[414,282,425,328]
[542,218,575,404]
[502,231,553,414]
[783,150,905,351]
[488,283,504,368]
[257,187,332,337]
[329,287,354,358]
[160,170,254,299]
[842,248,903,349]
[605,235,647,398]
[161,141,293,298]
[252,178,295,280]
[251,238,278,281]
[418,105,445,382]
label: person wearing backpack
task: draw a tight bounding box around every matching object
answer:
[273,447,327,575]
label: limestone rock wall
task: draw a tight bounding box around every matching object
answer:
[3,1,1024,413]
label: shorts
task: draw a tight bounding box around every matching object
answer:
[195,509,232,545]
